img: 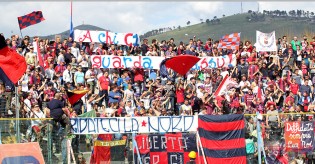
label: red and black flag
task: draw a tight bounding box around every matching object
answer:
[0,35,27,88]
[134,133,198,163]
[18,11,45,30]
[198,114,246,164]
[67,89,89,105]
[90,134,127,164]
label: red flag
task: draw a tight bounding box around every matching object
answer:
[0,35,27,88]
[164,55,201,76]
[90,134,112,164]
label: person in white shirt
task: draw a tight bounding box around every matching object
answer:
[30,104,45,141]
[63,64,73,84]
[180,99,192,115]
[21,69,32,92]
[23,92,32,117]
[239,74,251,93]
[196,85,204,99]
[104,102,117,117]
[57,52,65,65]
[125,100,136,116]
[77,50,89,72]
[70,42,80,59]
[124,83,135,107]
[45,63,55,80]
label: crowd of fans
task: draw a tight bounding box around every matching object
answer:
[2,33,315,163]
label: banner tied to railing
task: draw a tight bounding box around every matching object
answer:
[70,116,198,134]
[135,133,198,164]
[91,54,236,69]
[285,121,314,151]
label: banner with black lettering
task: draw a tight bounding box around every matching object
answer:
[134,133,198,164]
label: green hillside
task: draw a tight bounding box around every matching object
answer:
[146,13,315,44]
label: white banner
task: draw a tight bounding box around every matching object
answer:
[74,30,140,46]
[91,54,236,69]
[255,31,277,52]
[70,116,198,134]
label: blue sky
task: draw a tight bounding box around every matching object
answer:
[1,1,315,37]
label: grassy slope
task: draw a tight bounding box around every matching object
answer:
[147,13,315,44]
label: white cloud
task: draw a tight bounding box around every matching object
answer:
[189,2,224,18]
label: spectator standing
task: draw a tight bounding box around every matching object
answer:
[97,71,110,107]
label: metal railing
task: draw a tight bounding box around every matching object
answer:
[1,113,314,163]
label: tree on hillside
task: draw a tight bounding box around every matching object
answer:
[206,19,210,24]
[223,14,225,17]
[306,11,310,18]
[173,26,176,30]
[297,10,302,17]
[200,19,204,23]
[248,10,252,14]
[311,12,314,17]
[178,26,181,30]
[289,10,296,17]
[214,16,217,19]
[187,21,191,26]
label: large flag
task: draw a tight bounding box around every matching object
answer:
[0,35,27,88]
[134,133,198,164]
[67,89,89,105]
[214,74,238,97]
[198,114,246,163]
[90,134,127,164]
[217,32,241,50]
[255,31,277,52]
[17,11,45,30]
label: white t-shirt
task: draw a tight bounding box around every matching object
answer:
[85,69,96,82]
[124,89,134,100]
[239,81,251,92]
[31,110,45,126]
[105,108,115,117]
[71,47,80,59]
[125,106,135,116]
[24,99,31,113]
[77,55,89,68]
